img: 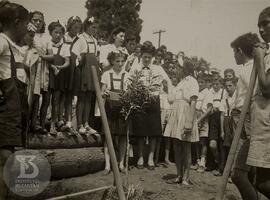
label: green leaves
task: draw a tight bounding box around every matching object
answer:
[119,71,157,121]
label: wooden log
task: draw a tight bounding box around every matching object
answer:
[27,132,103,149]
[8,171,114,200]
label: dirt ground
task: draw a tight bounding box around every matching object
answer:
[40,163,242,200]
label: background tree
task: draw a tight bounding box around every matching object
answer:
[85,0,143,42]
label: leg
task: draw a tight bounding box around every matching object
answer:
[173,139,183,180]
[209,139,219,169]
[76,93,85,132]
[231,139,257,200]
[198,138,208,172]
[40,91,51,132]
[103,141,111,174]
[154,137,161,166]
[30,94,40,131]
[118,136,127,170]
[58,91,65,124]
[256,167,270,199]
[148,136,157,168]
[0,149,13,200]
[164,137,173,165]
[50,90,60,134]
[83,92,91,126]
[137,137,144,167]
[64,92,73,128]
[182,141,192,184]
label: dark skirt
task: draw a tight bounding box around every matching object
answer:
[105,99,127,136]
[49,54,66,91]
[73,53,101,94]
[64,53,77,92]
[132,96,162,137]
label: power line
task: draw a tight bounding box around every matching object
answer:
[153,29,166,48]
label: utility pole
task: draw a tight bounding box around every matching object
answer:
[153,29,166,48]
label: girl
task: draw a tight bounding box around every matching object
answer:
[29,11,52,134]
[60,16,82,132]
[164,60,199,185]
[101,52,128,174]
[129,43,172,170]
[0,2,29,199]
[42,21,70,134]
[72,17,99,134]
[99,26,128,70]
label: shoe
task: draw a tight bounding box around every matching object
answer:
[190,164,199,170]
[40,128,48,134]
[197,165,206,173]
[147,165,155,170]
[166,177,182,184]
[119,167,126,174]
[182,179,193,186]
[103,169,111,175]
[57,120,65,129]
[137,164,144,169]
[213,170,222,176]
[78,125,87,135]
[85,125,97,134]
[164,160,173,166]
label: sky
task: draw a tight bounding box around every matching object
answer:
[12,0,270,72]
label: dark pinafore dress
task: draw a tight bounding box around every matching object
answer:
[49,44,66,91]
[63,36,79,92]
[223,99,234,147]
[74,36,100,94]
[105,73,127,136]
[0,41,28,148]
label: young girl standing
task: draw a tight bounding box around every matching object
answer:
[29,11,53,134]
[164,61,199,185]
[60,16,82,132]
[44,22,70,134]
[101,52,128,173]
[0,2,29,199]
[72,18,99,134]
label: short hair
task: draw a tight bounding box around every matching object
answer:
[48,21,65,35]
[259,7,270,18]
[231,32,260,58]
[125,34,140,44]
[0,2,29,29]
[140,42,156,56]
[29,11,45,33]
[66,16,82,32]
[107,51,127,66]
[183,59,195,76]
[224,77,238,85]
[197,73,208,82]
[224,68,235,76]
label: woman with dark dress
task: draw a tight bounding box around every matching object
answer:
[129,43,172,170]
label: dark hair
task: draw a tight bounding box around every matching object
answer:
[125,34,140,44]
[224,68,235,76]
[197,73,208,82]
[107,51,127,66]
[259,7,270,18]
[29,11,45,33]
[109,26,126,43]
[0,1,29,29]
[83,17,98,32]
[66,16,82,32]
[183,59,195,76]
[48,21,65,35]
[231,33,260,58]
[224,77,238,85]
[141,42,156,56]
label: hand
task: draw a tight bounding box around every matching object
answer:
[184,121,193,130]
[183,128,192,135]
[52,65,60,76]
[221,130,225,141]
[253,42,267,59]
[101,90,109,98]
[72,96,77,106]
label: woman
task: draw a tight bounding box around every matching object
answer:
[164,60,199,185]
[129,43,172,170]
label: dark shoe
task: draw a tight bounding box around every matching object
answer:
[147,165,155,170]
[103,169,111,175]
[166,177,182,184]
[40,128,48,134]
[119,167,126,174]
[137,164,144,169]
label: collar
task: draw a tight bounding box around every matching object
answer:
[51,40,64,48]
[266,42,270,55]
[82,32,95,42]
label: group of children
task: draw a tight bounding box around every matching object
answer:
[0,1,270,200]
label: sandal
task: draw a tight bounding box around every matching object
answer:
[137,164,144,169]
[166,177,182,184]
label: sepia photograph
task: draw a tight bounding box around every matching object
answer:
[0,0,270,199]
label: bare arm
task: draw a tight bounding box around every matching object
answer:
[220,112,225,140]
[185,96,197,130]
[197,104,213,124]
[57,57,70,70]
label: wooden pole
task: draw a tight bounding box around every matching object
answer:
[216,64,257,200]
[45,185,113,200]
[91,66,126,200]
